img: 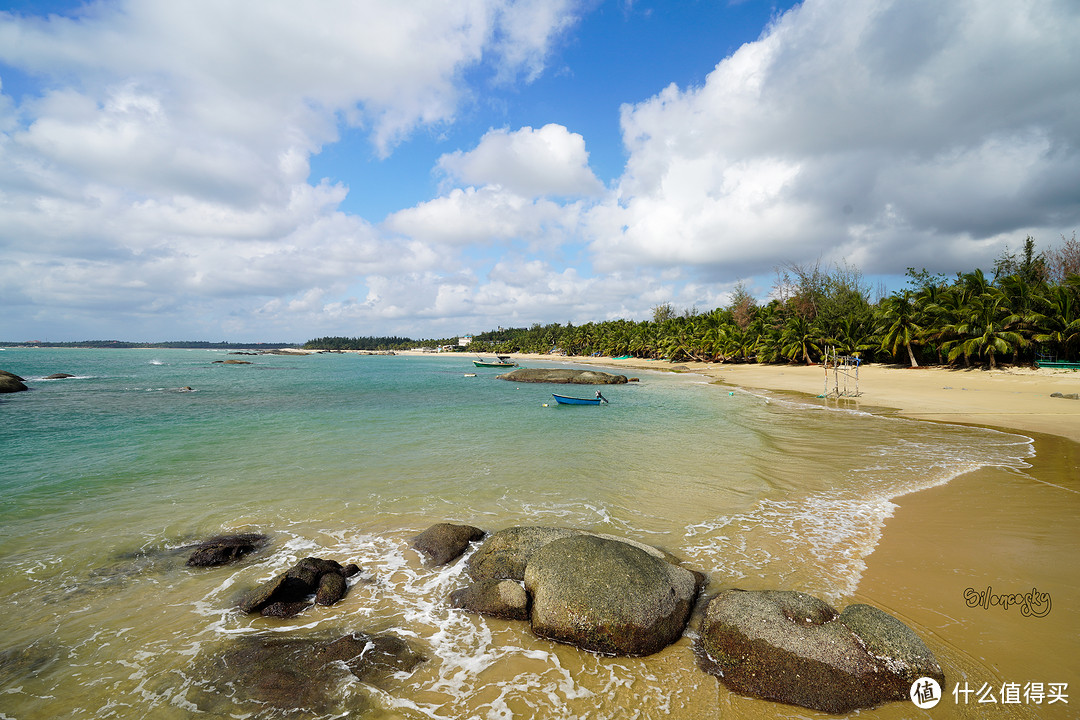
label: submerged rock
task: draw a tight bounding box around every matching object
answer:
[524,534,699,656]
[496,368,628,385]
[43,373,75,379]
[196,632,425,714]
[186,533,270,567]
[697,589,944,714]
[412,523,485,565]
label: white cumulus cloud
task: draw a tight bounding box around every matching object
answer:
[590,0,1080,280]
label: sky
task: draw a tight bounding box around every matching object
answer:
[1,0,1079,343]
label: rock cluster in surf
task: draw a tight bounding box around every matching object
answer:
[412,521,944,714]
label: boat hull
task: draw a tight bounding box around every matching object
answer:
[552,393,602,405]
[474,361,516,367]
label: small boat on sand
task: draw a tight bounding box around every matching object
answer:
[552,392,609,405]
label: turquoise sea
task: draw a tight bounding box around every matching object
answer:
[0,348,1035,719]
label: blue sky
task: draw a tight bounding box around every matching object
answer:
[1,0,1078,342]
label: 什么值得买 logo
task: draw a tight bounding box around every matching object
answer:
[963,586,1051,617]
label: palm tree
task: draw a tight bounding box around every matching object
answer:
[877,292,923,367]
[780,315,822,365]
[1034,285,1080,361]
[946,291,1026,369]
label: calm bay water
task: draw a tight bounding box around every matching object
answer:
[0,348,1035,719]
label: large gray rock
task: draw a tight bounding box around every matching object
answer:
[466,525,675,582]
[496,368,628,385]
[697,589,944,714]
[524,534,699,656]
[467,526,583,581]
[411,523,485,565]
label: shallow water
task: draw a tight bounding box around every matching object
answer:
[0,349,1053,718]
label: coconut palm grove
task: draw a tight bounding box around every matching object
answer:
[306,236,1080,369]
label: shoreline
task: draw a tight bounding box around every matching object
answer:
[495,352,1080,444]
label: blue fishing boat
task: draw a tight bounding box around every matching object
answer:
[552,392,609,405]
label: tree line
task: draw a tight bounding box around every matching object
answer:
[308,235,1080,369]
[465,236,1079,368]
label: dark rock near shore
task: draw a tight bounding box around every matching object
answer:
[43,373,75,379]
[197,632,425,714]
[0,374,28,393]
[524,534,699,656]
[697,589,944,714]
[496,368,628,385]
[213,359,253,364]
[186,533,270,567]
[315,572,347,605]
[412,523,486,565]
[1,369,25,380]
[237,556,356,616]
[450,579,530,620]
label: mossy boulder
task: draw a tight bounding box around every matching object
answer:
[524,534,699,656]
[697,589,944,713]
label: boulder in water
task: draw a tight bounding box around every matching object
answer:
[697,589,944,713]
[524,534,699,656]
[186,533,270,567]
[450,579,530,620]
[496,368,628,385]
[411,523,485,565]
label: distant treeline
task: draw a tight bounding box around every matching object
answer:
[303,335,439,351]
[2,341,301,349]
[451,236,1080,369]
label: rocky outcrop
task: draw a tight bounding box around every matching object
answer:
[213,359,252,365]
[237,557,359,617]
[697,589,944,714]
[0,371,27,393]
[197,632,425,714]
[43,373,75,379]
[450,579,530,620]
[411,523,485,565]
[496,368,628,385]
[524,534,699,656]
[186,533,270,567]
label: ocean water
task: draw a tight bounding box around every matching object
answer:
[0,348,1035,719]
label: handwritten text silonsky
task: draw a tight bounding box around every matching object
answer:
[964,586,1051,617]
